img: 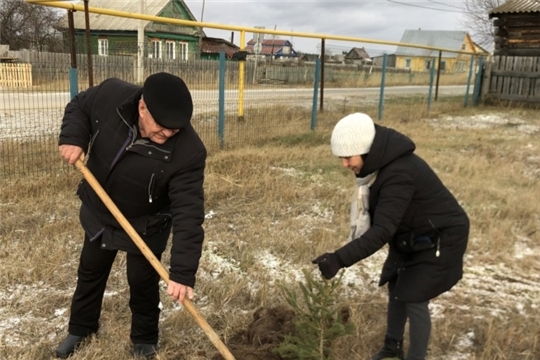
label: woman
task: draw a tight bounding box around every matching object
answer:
[313,113,469,360]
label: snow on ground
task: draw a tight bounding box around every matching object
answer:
[1,111,539,358]
[0,109,64,140]
[428,113,540,134]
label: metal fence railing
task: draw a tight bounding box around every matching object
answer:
[2,17,487,181]
[0,49,480,179]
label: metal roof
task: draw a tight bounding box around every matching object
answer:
[65,0,198,31]
[395,30,468,58]
[489,0,540,16]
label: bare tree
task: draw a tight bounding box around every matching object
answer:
[0,0,64,51]
[462,0,505,50]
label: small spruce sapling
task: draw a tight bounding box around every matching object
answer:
[275,269,354,360]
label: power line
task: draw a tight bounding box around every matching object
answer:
[386,0,463,13]
[427,0,465,10]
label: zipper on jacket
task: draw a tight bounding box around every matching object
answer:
[428,219,441,257]
[148,173,155,203]
[111,129,133,170]
[87,129,100,158]
[116,107,138,150]
[110,107,138,170]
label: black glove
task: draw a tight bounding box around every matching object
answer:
[312,252,344,280]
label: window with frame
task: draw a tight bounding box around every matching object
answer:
[455,61,465,72]
[165,41,176,60]
[178,42,188,60]
[98,38,108,56]
[150,39,162,59]
[440,60,446,71]
[405,58,411,69]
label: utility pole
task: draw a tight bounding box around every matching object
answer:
[137,0,145,83]
[198,0,206,59]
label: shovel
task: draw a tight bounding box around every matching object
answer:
[74,157,235,360]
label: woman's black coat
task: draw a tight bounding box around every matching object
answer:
[335,125,469,302]
[59,78,206,288]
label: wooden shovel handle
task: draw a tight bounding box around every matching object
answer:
[74,158,235,360]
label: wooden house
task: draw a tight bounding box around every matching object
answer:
[344,47,372,64]
[60,0,203,60]
[393,30,486,72]
[489,0,540,56]
[372,54,397,68]
[298,53,319,62]
[245,39,298,59]
[200,37,239,60]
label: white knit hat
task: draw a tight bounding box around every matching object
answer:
[331,113,376,157]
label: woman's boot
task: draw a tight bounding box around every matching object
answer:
[370,336,404,360]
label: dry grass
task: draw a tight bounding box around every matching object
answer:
[1,98,539,360]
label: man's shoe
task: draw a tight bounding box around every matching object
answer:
[55,334,87,358]
[133,343,158,359]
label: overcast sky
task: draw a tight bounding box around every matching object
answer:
[184,0,468,56]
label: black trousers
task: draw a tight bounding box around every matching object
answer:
[68,234,162,344]
[386,281,431,360]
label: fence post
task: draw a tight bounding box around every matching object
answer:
[427,59,436,113]
[480,59,492,103]
[320,38,325,112]
[311,58,321,130]
[378,53,387,121]
[472,56,485,107]
[68,9,79,99]
[218,52,226,148]
[435,50,442,101]
[464,54,475,107]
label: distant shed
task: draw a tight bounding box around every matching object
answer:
[489,0,540,56]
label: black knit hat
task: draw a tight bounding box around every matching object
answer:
[142,72,193,129]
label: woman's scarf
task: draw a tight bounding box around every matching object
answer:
[349,171,378,241]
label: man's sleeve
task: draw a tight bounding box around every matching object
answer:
[168,149,207,287]
[58,82,104,151]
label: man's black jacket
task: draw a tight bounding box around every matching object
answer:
[59,78,206,287]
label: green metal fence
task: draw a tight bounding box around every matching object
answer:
[0,46,479,179]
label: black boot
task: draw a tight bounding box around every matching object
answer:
[371,336,404,360]
[133,343,158,359]
[55,334,87,358]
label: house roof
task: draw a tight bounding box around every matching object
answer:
[245,44,283,55]
[245,39,296,56]
[395,30,469,58]
[489,0,540,17]
[64,0,199,32]
[246,39,291,46]
[345,47,371,60]
[201,37,239,56]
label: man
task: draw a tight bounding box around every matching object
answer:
[56,72,206,359]
[313,113,469,360]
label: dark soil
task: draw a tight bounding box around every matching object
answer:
[212,305,296,360]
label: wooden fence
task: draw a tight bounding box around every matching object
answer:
[0,63,33,87]
[7,51,472,89]
[481,55,540,104]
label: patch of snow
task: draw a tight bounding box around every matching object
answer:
[428,113,540,134]
[205,210,217,219]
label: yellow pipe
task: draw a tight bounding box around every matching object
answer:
[25,0,483,56]
[238,31,245,121]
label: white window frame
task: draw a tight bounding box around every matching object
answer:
[178,42,189,61]
[98,38,108,56]
[165,41,176,60]
[150,39,162,59]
